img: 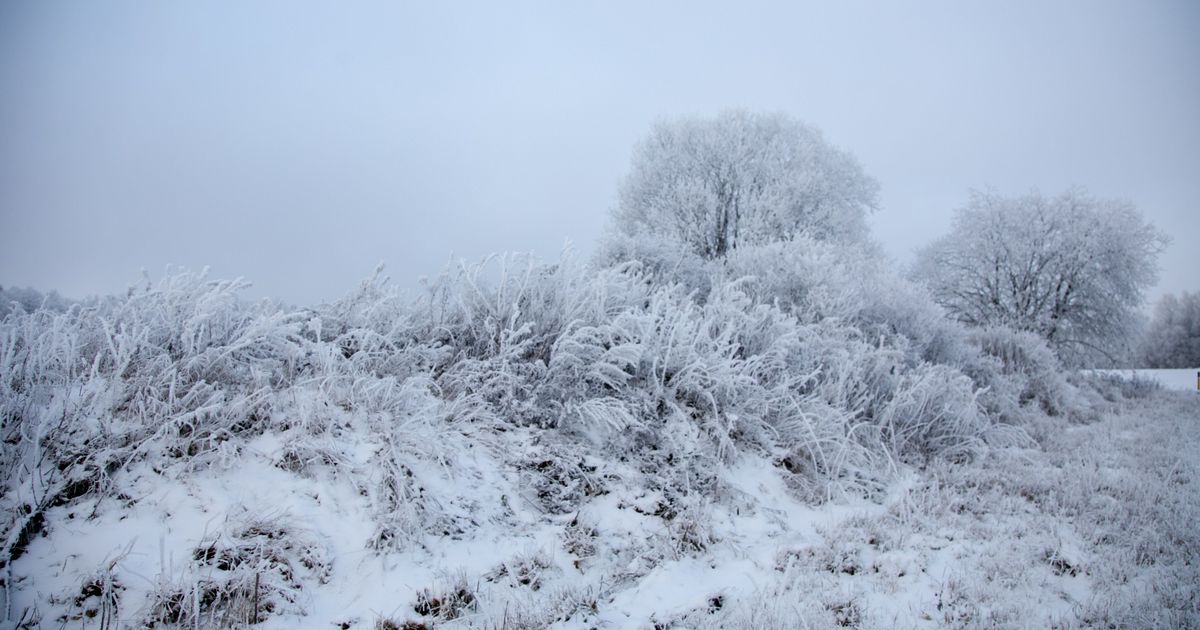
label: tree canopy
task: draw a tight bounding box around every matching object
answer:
[914,189,1167,365]
[614,110,879,259]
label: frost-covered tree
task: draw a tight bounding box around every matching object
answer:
[1140,291,1200,368]
[613,110,879,259]
[913,189,1167,365]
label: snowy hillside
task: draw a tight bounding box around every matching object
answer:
[3,253,1196,629]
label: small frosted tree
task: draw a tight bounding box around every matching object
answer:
[913,189,1167,365]
[1140,291,1200,368]
[613,110,879,259]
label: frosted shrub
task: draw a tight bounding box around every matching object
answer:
[362,375,495,551]
[721,237,866,321]
[969,326,1075,417]
[310,267,439,381]
[96,271,303,389]
[539,277,917,496]
[393,242,1013,502]
[417,251,642,364]
[418,252,649,426]
[725,238,984,370]
[856,274,982,369]
[400,250,899,497]
[875,364,992,460]
[592,230,716,299]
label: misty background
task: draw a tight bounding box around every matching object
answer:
[1,0,1196,307]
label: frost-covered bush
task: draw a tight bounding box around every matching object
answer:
[592,230,715,299]
[722,238,983,372]
[308,266,440,381]
[411,252,647,428]
[720,238,864,320]
[539,280,893,494]
[362,376,495,552]
[413,246,1017,498]
[874,364,994,460]
[968,326,1076,417]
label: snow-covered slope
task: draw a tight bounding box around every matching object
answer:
[4,259,1193,629]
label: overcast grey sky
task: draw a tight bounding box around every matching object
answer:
[1,1,1197,307]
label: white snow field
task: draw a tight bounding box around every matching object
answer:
[1087,368,1200,392]
[2,265,1197,629]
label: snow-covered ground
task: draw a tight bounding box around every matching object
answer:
[1087,368,1200,392]
[8,391,1198,629]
